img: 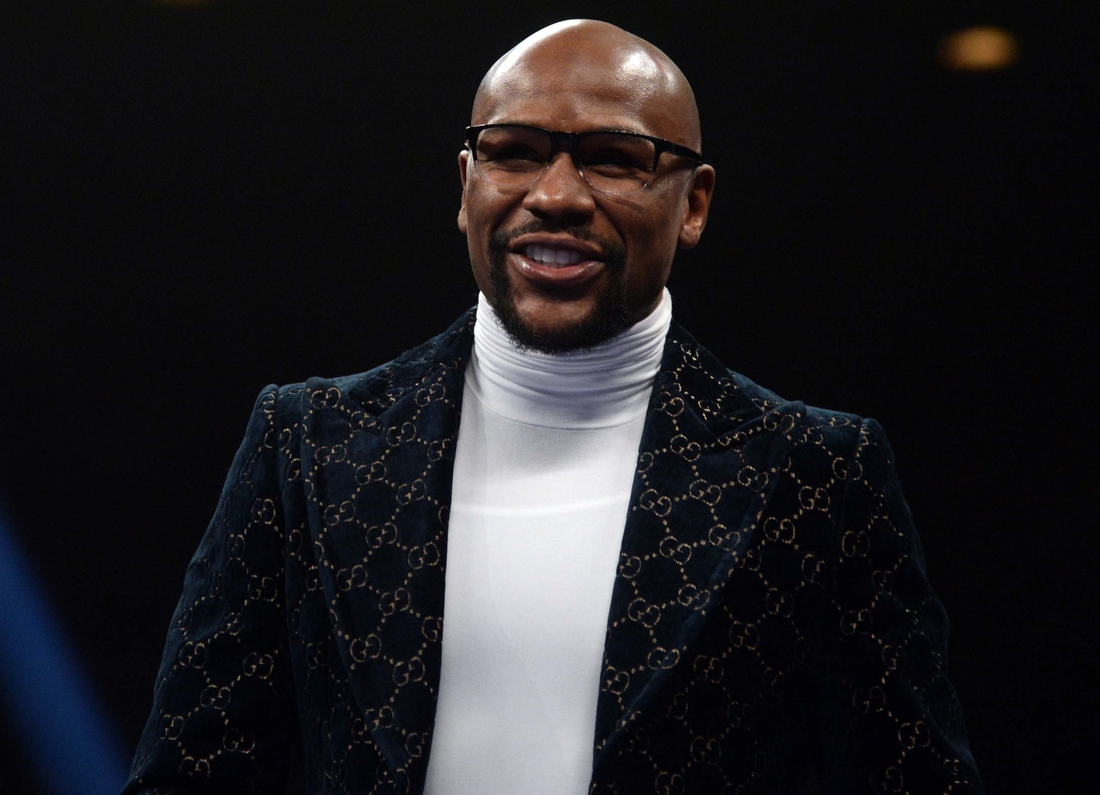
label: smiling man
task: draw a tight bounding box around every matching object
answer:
[124,20,983,795]
[459,22,712,353]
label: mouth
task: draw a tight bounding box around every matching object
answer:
[522,243,590,267]
[508,238,606,286]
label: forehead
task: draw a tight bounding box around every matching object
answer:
[473,46,690,143]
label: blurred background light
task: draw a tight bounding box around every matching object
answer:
[0,502,129,795]
[939,26,1020,71]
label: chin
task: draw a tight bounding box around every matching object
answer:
[493,291,630,354]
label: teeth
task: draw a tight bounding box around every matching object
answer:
[523,244,585,266]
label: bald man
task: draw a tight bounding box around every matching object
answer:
[124,20,983,795]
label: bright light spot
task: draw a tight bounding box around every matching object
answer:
[939,26,1020,71]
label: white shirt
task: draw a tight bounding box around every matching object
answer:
[423,290,671,795]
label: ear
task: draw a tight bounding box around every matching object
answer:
[678,164,715,249]
[457,149,470,234]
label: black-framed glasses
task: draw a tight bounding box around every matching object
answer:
[465,123,704,196]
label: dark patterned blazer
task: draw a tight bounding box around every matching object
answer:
[124,309,983,795]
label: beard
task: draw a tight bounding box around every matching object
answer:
[486,221,630,354]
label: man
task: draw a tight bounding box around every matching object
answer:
[124,20,983,795]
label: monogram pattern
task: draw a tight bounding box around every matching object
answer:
[124,309,982,794]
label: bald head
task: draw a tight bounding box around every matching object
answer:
[472,20,702,152]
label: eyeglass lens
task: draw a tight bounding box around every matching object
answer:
[473,126,657,195]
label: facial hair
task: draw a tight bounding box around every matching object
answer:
[486,221,629,354]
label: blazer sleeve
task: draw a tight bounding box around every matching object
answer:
[122,385,299,794]
[815,418,984,794]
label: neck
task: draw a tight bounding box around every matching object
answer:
[466,290,672,429]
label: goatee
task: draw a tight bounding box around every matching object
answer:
[486,222,629,354]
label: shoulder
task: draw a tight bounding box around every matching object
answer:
[667,317,878,461]
[257,308,477,424]
[742,369,874,462]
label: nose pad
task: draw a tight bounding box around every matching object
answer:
[523,153,596,216]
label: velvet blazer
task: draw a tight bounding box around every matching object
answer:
[124,309,983,794]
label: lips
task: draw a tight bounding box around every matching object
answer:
[508,238,606,286]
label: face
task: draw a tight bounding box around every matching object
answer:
[458,38,714,352]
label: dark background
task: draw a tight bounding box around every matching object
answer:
[1,1,1096,792]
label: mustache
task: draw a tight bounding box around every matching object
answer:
[489,220,626,268]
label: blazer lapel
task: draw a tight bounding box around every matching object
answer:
[298,311,475,792]
[593,321,806,771]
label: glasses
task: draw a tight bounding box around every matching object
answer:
[465,123,704,196]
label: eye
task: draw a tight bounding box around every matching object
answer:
[579,134,654,176]
[475,127,550,171]
[487,143,544,163]
[587,147,643,168]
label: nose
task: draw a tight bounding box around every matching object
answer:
[521,152,597,221]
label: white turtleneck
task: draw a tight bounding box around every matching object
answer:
[422,290,672,795]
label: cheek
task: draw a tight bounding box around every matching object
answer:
[465,227,490,289]
[619,187,685,248]
[618,202,682,301]
[464,188,514,243]
[462,195,502,294]
[622,205,681,265]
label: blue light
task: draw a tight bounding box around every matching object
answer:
[0,500,129,795]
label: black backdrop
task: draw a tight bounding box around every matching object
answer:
[1,1,1096,792]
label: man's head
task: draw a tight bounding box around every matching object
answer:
[458,20,715,352]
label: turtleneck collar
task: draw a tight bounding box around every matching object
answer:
[465,289,672,430]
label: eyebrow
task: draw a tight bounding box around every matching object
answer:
[484,120,653,137]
